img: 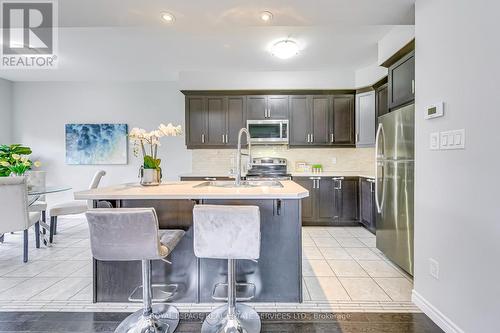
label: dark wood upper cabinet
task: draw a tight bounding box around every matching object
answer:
[226,96,246,146]
[331,95,355,145]
[388,50,415,110]
[206,97,226,145]
[186,96,206,145]
[185,91,355,149]
[267,95,289,119]
[247,95,289,120]
[376,83,389,118]
[289,96,310,146]
[185,96,245,148]
[246,95,267,120]
[311,96,330,145]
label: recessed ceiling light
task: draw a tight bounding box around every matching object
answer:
[270,39,300,59]
[260,11,273,22]
[161,12,175,23]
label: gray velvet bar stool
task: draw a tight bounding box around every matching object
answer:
[85,208,185,333]
[193,204,261,333]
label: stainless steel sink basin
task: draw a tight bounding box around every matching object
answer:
[193,180,284,188]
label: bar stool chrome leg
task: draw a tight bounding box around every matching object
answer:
[201,259,261,333]
[115,260,180,333]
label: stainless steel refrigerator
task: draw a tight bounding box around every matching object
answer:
[375,103,414,276]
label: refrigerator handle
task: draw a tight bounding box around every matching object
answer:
[375,123,383,159]
[375,161,383,214]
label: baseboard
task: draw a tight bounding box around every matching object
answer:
[412,290,464,333]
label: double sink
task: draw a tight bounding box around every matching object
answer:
[194,180,284,189]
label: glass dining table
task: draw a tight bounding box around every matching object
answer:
[28,185,72,246]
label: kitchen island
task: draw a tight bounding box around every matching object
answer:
[74,180,308,304]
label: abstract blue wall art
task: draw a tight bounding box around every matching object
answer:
[65,124,128,165]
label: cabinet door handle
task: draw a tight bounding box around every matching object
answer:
[222,134,225,143]
[356,133,360,143]
[201,134,205,143]
[311,134,314,143]
[204,177,216,181]
[267,108,271,118]
[330,133,334,143]
[411,79,415,94]
[225,134,228,143]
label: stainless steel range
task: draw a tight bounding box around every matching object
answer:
[245,157,291,181]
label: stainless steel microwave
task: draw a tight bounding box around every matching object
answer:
[247,119,289,144]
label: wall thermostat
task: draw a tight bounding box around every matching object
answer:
[425,102,444,119]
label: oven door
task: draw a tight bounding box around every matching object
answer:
[247,120,288,144]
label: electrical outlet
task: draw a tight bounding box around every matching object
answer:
[429,258,439,280]
[331,157,337,164]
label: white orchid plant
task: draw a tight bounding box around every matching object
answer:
[128,123,182,170]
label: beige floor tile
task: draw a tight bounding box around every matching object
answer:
[345,227,374,238]
[303,246,323,259]
[335,237,366,248]
[375,278,413,301]
[305,228,331,237]
[358,237,376,247]
[327,260,368,277]
[357,260,403,277]
[318,247,351,260]
[345,248,380,260]
[301,279,311,301]
[0,277,61,300]
[303,276,350,301]
[326,228,352,238]
[302,236,315,246]
[4,260,57,277]
[338,277,390,301]
[37,260,88,278]
[302,260,335,277]
[312,237,341,248]
[30,277,91,301]
[0,277,28,293]
[69,263,93,277]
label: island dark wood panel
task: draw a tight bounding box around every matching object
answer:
[92,198,302,304]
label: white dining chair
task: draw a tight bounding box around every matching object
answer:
[0,177,41,262]
[48,170,106,243]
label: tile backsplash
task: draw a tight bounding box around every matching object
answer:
[192,147,375,175]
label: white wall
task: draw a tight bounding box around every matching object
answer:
[11,81,191,203]
[179,70,355,90]
[413,1,500,332]
[0,78,13,144]
[378,25,415,65]
[354,65,388,88]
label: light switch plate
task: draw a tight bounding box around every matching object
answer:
[440,129,465,150]
[430,132,440,150]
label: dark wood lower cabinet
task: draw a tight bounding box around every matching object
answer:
[294,176,359,226]
[359,177,376,234]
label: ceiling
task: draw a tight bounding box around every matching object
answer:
[0,0,415,81]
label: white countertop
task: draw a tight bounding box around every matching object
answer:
[180,172,375,179]
[291,171,375,179]
[74,180,309,200]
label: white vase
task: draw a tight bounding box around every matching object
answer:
[139,167,162,186]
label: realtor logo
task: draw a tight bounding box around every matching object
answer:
[1,0,58,68]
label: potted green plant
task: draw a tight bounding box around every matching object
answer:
[0,144,41,177]
[129,123,182,186]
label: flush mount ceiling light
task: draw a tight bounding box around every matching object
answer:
[260,11,273,22]
[160,12,175,23]
[270,39,300,59]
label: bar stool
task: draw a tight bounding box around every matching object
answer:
[85,208,185,333]
[193,205,261,333]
